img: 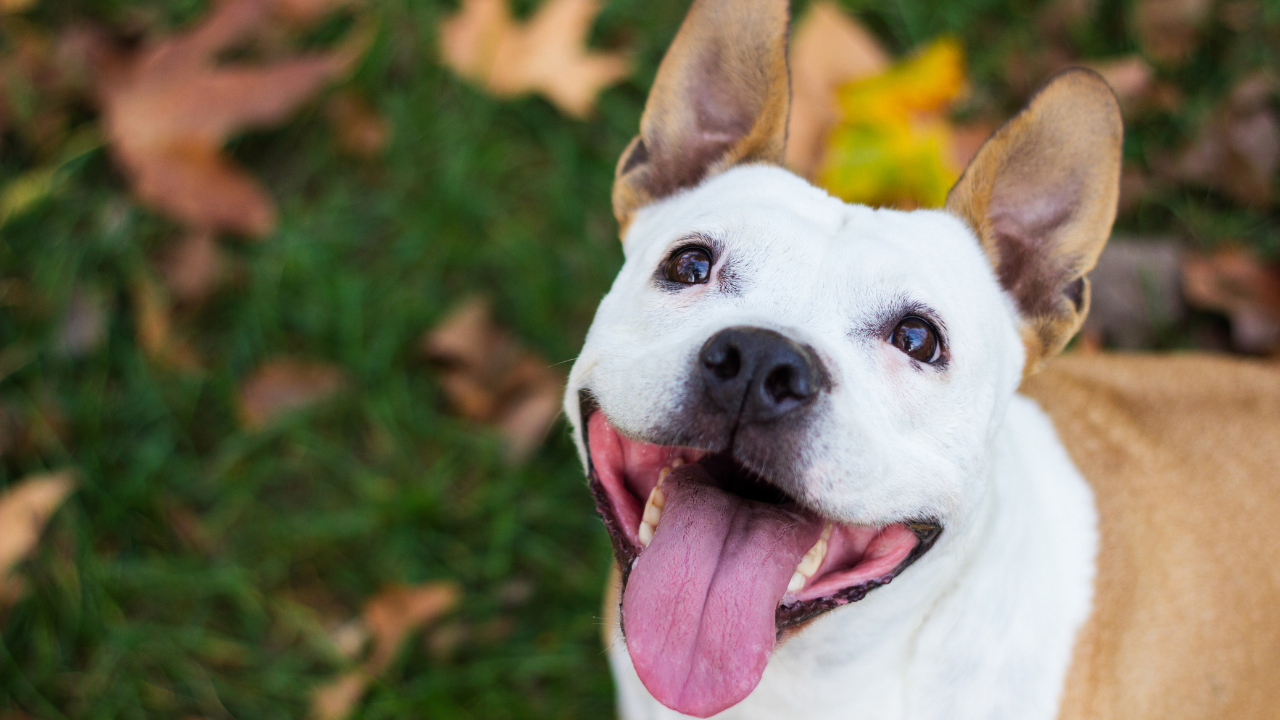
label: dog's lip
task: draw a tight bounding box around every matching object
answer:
[577,393,942,631]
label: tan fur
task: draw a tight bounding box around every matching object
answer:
[947,70,1123,373]
[1021,352,1280,720]
[612,0,790,236]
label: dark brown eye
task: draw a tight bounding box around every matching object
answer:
[664,246,712,285]
[890,317,940,363]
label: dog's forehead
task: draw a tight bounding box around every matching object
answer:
[621,166,998,316]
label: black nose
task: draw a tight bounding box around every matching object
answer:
[699,327,826,423]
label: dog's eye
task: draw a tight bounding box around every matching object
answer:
[664,246,713,285]
[890,317,940,363]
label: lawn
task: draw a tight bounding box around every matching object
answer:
[0,0,1276,718]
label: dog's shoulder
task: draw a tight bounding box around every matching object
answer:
[1022,352,1280,720]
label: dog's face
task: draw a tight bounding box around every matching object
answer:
[564,0,1121,716]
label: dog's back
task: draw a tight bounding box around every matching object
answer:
[1023,353,1280,719]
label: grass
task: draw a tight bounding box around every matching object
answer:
[1,0,1277,718]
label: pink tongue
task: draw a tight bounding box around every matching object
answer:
[622,465,824,718]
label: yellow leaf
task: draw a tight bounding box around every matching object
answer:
[817,38,967,209]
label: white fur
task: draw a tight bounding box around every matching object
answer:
[565,165,1099,719]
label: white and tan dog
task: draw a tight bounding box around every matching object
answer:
[562,0,1280,718]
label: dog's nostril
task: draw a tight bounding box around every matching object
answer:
[705,345,741,380]
[764,364,809,402]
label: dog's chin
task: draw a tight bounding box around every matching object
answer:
[579,395,942,718]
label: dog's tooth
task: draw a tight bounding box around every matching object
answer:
[643,488,664,526]
[671,457,684,468]
[638,521,655,547]
[796,526,833,578]
[787,571,806,593]
[657,466,670,487]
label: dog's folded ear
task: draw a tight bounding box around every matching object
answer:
[947,69,1122,373]
[613,0,791,235]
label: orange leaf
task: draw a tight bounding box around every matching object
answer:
[439,0,630,118]
[132,272,202,370]
[309,670,369,720]
[96,0,362,236]
[238,359,346,429]
[0,470,75,607]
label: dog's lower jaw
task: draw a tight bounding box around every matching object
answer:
[608,394,1099,720]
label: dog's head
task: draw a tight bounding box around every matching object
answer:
[564,0,1121,715]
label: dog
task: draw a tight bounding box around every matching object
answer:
[561,0,1280,717]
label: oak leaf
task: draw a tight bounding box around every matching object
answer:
[0,470,75,608]
[439,0,630,118]
[422,298,563,462]
[309,582,459,720]
[94,0,361,237]
[1166,74,1278,207]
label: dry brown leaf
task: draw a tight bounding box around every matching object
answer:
[309,582,459,720]
[1134,0,1211,64]
[785,2,888,178]
[1183,247,1280,353]
[422,299,563,462]
[132,272,202,370]
[309,671,368,720]
[158,230,226,303]
[1167,74,1278,207]
[325,89,390,158]
[362,582,460,673]
[238,359,346,429]
[95,0,363,237]
[439,0,630,118]
[0,470,75,607]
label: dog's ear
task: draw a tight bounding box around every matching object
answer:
[613,0,791,234]
[947,69,1122,373]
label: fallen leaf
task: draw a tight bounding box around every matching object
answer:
[325,89,390,158]
[308,582,459,720]
[238,359,346,429]
[362,582,460,672]
[439,0,630,118]
[132,272,201,370]
[158,230,225,303]
[1182,247,1280,353]
[1166,73,1278,206]
[56,287,109,357]
[818,38,968,209]
[785,2,888,178]
[0,470,75,607]
[422,299,563,461]
[1082,237,1186,349]
[1134,0,1211,64]
[310,671,368,720]
[94,0,363,237]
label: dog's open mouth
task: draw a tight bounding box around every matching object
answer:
[582,401,941,717]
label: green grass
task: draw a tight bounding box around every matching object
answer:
[1,0,1277,718]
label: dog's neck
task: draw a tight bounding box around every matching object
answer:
[610,393,1098,720]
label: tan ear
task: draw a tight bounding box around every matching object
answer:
[947,69,1123,373]
[613,0,791,234]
